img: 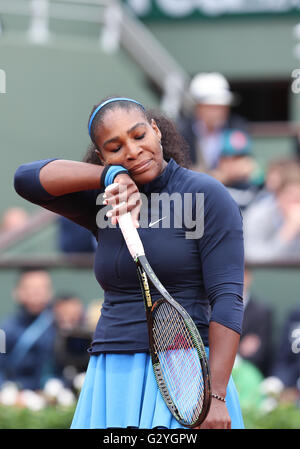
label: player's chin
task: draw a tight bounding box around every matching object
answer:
[131,165,159,185]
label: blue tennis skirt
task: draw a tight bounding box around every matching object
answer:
[71,352,244,429]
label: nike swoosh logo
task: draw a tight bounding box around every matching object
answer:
[149,217,166,227]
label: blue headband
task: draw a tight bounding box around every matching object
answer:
[88,97,145,136]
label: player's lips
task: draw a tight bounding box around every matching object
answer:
[129,159,152,175]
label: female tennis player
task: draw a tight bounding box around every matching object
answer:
[14,97,244,429]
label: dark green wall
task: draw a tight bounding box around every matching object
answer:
[147,17,299,78]
[0,31,159,216]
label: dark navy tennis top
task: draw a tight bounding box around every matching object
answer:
[14,158,244,353]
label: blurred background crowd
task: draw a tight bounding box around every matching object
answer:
[1,0,300,427]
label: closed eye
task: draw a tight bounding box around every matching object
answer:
[108,131,145,152]
[135,133,145,140]
[111,147,121,153]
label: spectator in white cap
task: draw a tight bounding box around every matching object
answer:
[190,72,233,106]
[177,72,248,172]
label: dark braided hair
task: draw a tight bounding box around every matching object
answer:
[82,97,191,168]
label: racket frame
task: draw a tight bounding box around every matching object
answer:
[135,254,212,428]
[116,210,211,427]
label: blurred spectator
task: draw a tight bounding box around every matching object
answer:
[265,305,300,405]
[272,305,300,387]
[0,268,55,390]
[251,158,298,205]
[239,268,274,377]
[264,159,297,196]
[57,216,96,253]
[177,72,248,171]
[0,207,29,233]
[51,294,91,387]
[244,161,300,261]
[210,129,264,211]
[84,299,103,332]
[53,293,85,331]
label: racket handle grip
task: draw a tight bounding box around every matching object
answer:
[104,183,145,259]
[118,212,145,259]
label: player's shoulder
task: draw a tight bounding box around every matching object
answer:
[174,165,229,196]
[173,166,242,222]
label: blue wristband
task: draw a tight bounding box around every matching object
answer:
[104,165,129,187]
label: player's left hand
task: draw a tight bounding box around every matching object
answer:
[196,399,231,429]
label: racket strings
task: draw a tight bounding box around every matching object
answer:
[153,313,204,423]
[152,302,205,424]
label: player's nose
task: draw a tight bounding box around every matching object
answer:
[125,142,142,160]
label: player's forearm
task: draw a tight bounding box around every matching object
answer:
[39,160,104,196]
[208,321,240,397]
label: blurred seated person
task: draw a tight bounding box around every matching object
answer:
[244,161,300,261]
[84,299,103,332]
[239,268,274,377]
[53,293,85,331]
[177,72,248,171]
[267,305,300,404]
[57,216,96,253]
[52,293,92,386]
[250,158,299,205]
[0,207,29,233]
[0,268,55,390]
[210,130,264,211]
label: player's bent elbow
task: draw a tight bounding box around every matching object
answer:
[14,165,29,199]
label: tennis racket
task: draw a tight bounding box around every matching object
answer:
[117,211,212,428]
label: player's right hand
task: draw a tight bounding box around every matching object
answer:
[103,174,141,228]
